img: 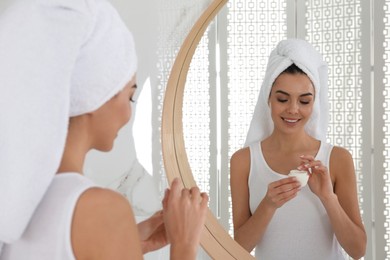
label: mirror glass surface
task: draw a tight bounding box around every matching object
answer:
[181,0,367,248]
[182,0,289,236]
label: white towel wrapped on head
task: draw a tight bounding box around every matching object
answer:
[245,38,328,146]
[0,0,137,244]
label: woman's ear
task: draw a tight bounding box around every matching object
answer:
[268,90,272,106]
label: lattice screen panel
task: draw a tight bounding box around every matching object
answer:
[183,30,212,198]
[227,0,287,153]
[305,0,364,216]
[305,0,363,187]
[226,0,287,235]
[304,1,379,259]
[383,0,390,258]
[155,1,211,192]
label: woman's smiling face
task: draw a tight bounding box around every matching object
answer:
[268,72,315,135]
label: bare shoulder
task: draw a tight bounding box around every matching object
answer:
[330,146,354,170]
[330,145,356,183]
[331,145,353,161]
[230,147,251,179]
[231,147,250,165]
[72,187,142,260]
[77,186,129,205]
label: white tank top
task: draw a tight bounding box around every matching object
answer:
[1,173,97,260]
[248,141,345,260]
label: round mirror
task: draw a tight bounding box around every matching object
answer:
[161,0,253,258]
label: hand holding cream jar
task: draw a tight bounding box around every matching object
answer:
[288,169,309,187]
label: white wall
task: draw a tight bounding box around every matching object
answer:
[0,0,13,10]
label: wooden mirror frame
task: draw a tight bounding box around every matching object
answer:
[161,0,253,258]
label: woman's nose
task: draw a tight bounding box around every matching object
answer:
[286,101,299,114]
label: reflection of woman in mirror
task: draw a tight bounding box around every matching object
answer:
[0,0,208,259]
[230,39,366,260]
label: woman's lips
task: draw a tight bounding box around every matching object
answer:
[282,117,300,123]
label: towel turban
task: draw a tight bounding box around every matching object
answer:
[0,0,137,243]
[245,38,328,146]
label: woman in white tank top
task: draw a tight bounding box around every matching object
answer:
[230,39,366,260]
[0,0,208,259]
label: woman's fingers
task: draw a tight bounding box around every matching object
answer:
[200,192,209,208]
[165,179,208,205]
[162,188,169,209]
[299,161,326,174]
[190,186,201,200]
[299,154,315,161]
[169,178,183,199]
[162,178,208,255]
[269,176,300,190]
[181,188,191,198]
[266,177,301,208]
[298,155,328,174]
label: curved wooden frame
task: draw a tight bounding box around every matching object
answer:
[161,0,254,258]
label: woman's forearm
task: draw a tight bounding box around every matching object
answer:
[234,199,276,252]
[321,193,366,259]
[170,244,197,260]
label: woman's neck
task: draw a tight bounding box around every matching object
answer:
[264,130,317,153]
[57,117,92,174]
[57,144,87,174]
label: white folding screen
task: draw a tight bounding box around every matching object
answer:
[378,0,390,259]
[224,0,288,233]
[154,0,211,192]
[156,0,390,258]
[303,1,367,259]
[305,0,363,183]
[183,32,213,211]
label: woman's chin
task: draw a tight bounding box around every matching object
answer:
[95,142,114,152]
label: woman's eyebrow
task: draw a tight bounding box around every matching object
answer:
[275,90,290,96]
[275,90,313,97]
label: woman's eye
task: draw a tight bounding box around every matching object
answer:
[277,98,288,103]
[300,100,311,105]
[129,97,135,103]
